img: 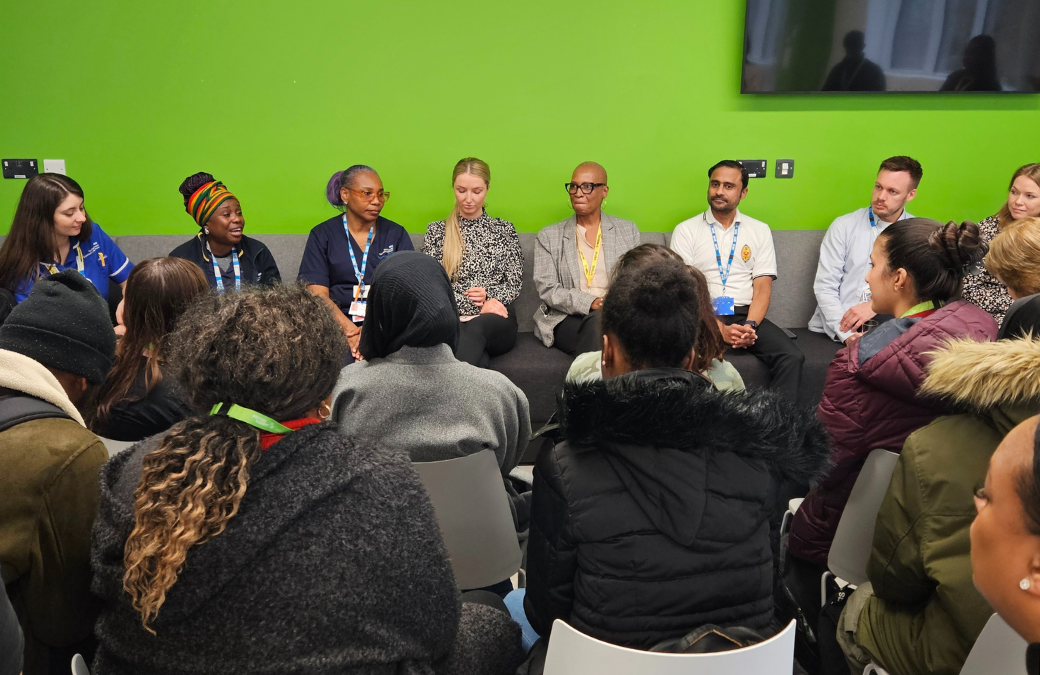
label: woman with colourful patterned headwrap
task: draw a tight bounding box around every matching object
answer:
[169,172,281,292]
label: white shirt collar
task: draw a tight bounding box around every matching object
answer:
[703,208,742,229]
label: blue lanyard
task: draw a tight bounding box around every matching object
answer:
[207,240,240,293]
[707,217,740,292]
[343,215,374,295]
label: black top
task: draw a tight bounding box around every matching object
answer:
[93,360,193,442]
[0,581,22,675]
[169,233,281,290]
[524,369,830,648]
[1029,643,1039,675]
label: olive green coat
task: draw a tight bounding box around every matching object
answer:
[0,350,108,675]
[856,337,1040,675]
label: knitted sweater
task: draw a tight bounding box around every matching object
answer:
[90,424,523,674]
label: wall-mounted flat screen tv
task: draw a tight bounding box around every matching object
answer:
[742,0,1040,93]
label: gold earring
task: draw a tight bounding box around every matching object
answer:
[319,402,331,420]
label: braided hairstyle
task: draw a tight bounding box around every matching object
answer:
[178,172,216,200]
[122,284,345,632]
[876,218,987,304]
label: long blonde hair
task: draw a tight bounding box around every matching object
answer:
[442,158,491,281]
[998,163,1040,229]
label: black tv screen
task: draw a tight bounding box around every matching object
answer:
[742,0,1040,93]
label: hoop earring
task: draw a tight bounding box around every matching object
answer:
[319,402,331,421]
[1021,578,1031,591]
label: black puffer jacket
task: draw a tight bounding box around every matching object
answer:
[523,369,830,649]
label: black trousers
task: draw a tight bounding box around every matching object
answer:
[723,308,805,401]
[456,304,518,368]
[552,310,602,357]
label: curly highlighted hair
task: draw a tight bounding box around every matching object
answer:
[122,283,345,631]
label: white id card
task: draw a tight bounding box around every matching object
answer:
[349,300,367,321]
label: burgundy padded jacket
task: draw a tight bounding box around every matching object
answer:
[788,300,997,567]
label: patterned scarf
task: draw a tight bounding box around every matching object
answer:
[185,181,236,228]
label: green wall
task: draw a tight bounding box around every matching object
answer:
[2,1,1038,236]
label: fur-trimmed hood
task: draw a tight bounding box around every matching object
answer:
[922,336,1040,411]
[560,369,830,546]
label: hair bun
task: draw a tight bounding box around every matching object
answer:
[178,172,216,200]
[929,220,985,271]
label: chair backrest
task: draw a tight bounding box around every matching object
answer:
[71,653,91,675]
[827,449,900,586]
[543,619,797,675]
[412,449,522,590]
[99,436,136,458]
[960,614,1028,675]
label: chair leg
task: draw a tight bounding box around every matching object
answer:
[821,571,834,608]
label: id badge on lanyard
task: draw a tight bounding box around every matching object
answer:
[345,216,374,322]
[43,242,86,277]
[709,219,740,316]
[208,242,241,294]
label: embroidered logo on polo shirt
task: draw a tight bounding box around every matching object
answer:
[741,244,751,262]
[377,245,395,258]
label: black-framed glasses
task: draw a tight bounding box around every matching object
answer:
[565,182,606,195]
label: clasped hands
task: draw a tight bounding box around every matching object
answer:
[720,321,757,349]
[465,287,508,318]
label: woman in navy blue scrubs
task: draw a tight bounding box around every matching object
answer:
[298,165,413,362]
[0,173,132,305]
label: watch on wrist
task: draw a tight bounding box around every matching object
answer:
[744,320,758,329]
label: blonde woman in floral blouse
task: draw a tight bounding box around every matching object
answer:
[963,163,1040,323]
[423,158,524,367]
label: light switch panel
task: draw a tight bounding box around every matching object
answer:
[775,159,795,178]
[43,159,66,175]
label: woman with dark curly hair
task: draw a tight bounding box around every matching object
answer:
[89,284,523,675]
[564,243,744,391]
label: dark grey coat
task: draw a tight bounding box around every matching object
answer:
[90,424,523,675]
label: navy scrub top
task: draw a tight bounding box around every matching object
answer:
[297,215,414,316]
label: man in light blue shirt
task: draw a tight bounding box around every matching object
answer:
[810,156,922,343]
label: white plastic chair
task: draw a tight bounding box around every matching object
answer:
[863,613,1027,675]
[413,449,522,590]
[71,653,90,675]
[822,449,900,602]
[543,619,797,675]
[98,436,134,458]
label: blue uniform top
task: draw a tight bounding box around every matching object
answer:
[14,223,133,303]
[297,215,414,315]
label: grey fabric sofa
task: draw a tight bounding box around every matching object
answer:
[6,230,840,452]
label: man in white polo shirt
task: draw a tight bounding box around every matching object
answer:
[809,156,921,343]
[671,160,804,399]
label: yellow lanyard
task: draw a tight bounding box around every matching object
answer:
[43,243,84,275]
[577,227,602,288]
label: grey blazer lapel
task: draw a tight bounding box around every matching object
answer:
[561,216,584,289]
[601,213,619,272]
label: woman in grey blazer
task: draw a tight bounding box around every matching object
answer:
[533,162,639,354]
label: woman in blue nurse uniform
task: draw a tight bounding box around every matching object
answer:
[298,165,413,363]
[0,173,132,305]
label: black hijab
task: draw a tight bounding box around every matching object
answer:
[359,251,460,360]
[999,293,1040,340]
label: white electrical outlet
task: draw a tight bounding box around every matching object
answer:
[43,159,66,175]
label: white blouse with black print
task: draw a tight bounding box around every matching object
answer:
[423,213,524,316]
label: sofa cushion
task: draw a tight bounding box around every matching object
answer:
[488,332,572,424]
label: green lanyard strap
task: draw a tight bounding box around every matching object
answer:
[901,300,937,318]
[210,403,293,434]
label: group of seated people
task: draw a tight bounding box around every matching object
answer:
[2,155,1040,675]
